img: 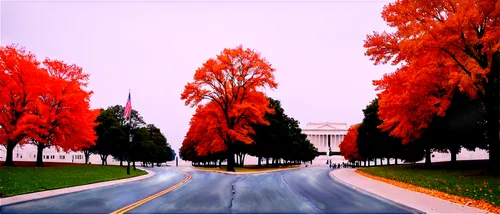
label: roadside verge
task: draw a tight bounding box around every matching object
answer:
[0,168,155,206]
[330,169,490,214]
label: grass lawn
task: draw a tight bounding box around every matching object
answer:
[359,160,500,206]
[196,165,299,173]
[0,163,147,197]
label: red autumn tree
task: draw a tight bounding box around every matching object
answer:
[181,45,277,171]
[364,0,500,166]
[0,45,49,166]
[186,104,227,157]
[24,59,98,166]
[339,124,362,162]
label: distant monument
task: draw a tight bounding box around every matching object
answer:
[302,122,348,153]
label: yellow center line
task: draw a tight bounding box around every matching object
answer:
[110,169,192,214]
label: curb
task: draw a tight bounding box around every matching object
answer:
[354,169,497,214]
[328,169,423,214]
[0,167,155,206]
[191,166,303,175]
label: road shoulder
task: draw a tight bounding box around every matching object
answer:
[0,167,155,206]
[330,169,490,214]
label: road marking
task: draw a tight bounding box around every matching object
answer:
[110,169,192,214]
[328,170,421,214]
[281,174,321,212]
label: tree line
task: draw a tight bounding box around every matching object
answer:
[180,97,319,167]
[0,45,98,167]
[340,95,488,166]
[0,45,175,173]
[84,105,176,174]
[179,46,319,171]
[339,0,499,170]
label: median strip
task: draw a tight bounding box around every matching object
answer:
[109,169,192,214]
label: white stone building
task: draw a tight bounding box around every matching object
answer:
[302,122,348,153]
[301,122,348,165]
[0,144,122,165]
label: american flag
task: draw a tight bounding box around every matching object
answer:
[123,91,132,119]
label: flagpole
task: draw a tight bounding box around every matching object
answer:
[127,89,132,175]
[128,89,132,143]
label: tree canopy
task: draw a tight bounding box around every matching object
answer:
[364,0,500,167]
[0,45,98,166]
[180,97,319,167]
[181,45,278,171]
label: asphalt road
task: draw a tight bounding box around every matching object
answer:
[1,167,422,214]
[0,167,187,213]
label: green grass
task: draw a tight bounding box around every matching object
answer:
[0,165,147,197]
[359,161,500,206]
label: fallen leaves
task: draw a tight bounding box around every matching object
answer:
[355,170,500,214]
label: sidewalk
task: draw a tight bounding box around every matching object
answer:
[330,169,490,214]
[0,168,155,206]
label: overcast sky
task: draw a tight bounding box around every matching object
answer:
[2,0,395,152]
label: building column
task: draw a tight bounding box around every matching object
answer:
[316,135,320,148]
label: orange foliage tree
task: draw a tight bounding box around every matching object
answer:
[26,59,98,166]
[181,45,277,171]
[0,45,49,166]
[339,124,362,163]
[364,0,500,166]
[180,103,229,166]
[0,45,98,166]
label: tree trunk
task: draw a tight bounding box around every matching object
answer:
[387,158,390,165]
[127,161,131,175]
[226,148,234,172]
[84,151,91,164]
[486,118,500,170]
[100,154,108,165]
[425,147,432,166]
[133,161,136,170]
[219,159,222,168]
[3,142,16,166]
[120,160,123,167]
[241,154,246,167]
[36,144,45,166]
[266,158,269,167]
[486,97,500,169]
[451,152,457,163]
[258,157,262,167]
[395,159,398,165]
[240,154,243,167]
[374,159,377,166]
